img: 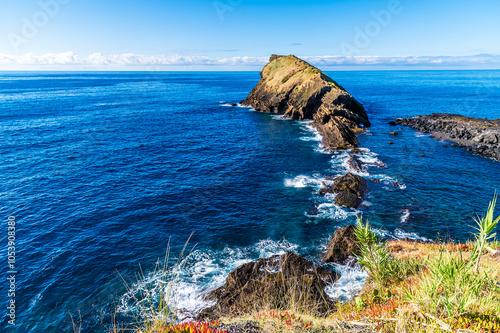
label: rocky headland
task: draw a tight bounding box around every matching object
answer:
[241,55,371,208]
[396,113,500,161]
[241,55,370,150]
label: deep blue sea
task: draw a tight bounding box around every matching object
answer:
[1,70,499,332]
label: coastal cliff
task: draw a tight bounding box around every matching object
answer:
[396,113,500,161]
[241,55,370,150]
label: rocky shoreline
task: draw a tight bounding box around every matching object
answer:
[192,58,500,328]
[395,113,500,161]
[199,55,372,320]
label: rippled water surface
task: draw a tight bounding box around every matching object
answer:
[0,71,499,332]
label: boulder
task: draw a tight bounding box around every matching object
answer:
[335,191,362,208]
[241,55,370,150]
[319,173,367,208]
[198,252,338,319]
[389,132,399,136]
[321,225,361,265]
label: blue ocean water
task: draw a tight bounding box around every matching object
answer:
[0,70,499,332]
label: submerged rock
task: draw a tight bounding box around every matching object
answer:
[396,113,500,161]
[198,252,338,319]
[321,225,361,266]
[241,55,370,150]
[350,148,363,154]
[347,155,363,172]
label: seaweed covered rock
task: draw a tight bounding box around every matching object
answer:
[241,55,370,150]
[198,252,338,319]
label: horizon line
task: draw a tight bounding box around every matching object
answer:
[1,53,500,71]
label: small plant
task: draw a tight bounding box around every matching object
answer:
[354,216,421,287]
[471,194,500,272]
[406,195,500,317]
[258,311,312,330]
[282,76,290,84]
[149,321,225,333]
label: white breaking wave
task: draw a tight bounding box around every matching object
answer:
[284,174,323,188]
[306,201,360,220]
[325,266,368,302]
[393,229,430,241]
[299,121,323,143]
[271,114,289,121]
[117,239,299,322]
[400,209,411,224]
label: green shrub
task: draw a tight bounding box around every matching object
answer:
[406,195,500,317]
[354,217,422,287]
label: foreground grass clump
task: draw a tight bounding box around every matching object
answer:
[332,196,500,332]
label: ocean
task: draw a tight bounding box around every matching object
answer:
[1,70,499,332]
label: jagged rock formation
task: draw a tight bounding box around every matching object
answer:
[396,113,500,161]
[319,173,367,208]
[321,225,361,266]
[241,55,370,150]
[198,252,338,319]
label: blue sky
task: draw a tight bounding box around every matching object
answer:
[1,0,500,70]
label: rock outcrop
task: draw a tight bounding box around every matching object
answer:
[319,173,367,208]
[241,55,370,150]
[321,225,361,266]
[198,252,338,319]
[396,113,500,161]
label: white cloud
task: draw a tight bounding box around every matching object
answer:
[1,52,500,69]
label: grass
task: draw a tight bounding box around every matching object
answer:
[72,198,499,332]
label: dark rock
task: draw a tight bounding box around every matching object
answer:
[321,225,361,265]
[241,55,370,150]
[388,141,394,145]
[347,155,362,172]
[420,154,425,157]
[388,121,397,126]
[350,148,363,154]
[229,103,238,107]
[370,178,382,184]
[309,205,320,216]
[375,161,388,169]
[389,132,399,136]
[320,173,367,208]
[451,143,458,147]
[335,191,362,208]
[198,252,338,319]
[395,113,500,161]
